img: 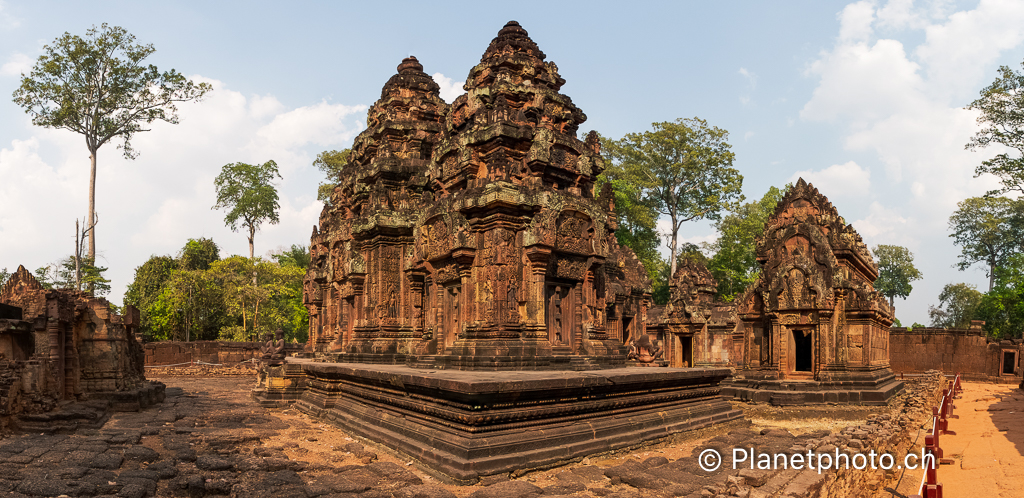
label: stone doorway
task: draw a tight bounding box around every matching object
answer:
[673,335,693,368]
[546,284,572,346]
[1003,351,1017,375]
[443,285,461,350]
[790,328,813,375]
[621,315,634,345]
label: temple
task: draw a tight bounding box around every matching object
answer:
[257,21,741,482]
[303,21,654,369]
[657,180,904,405]
[0,266,164,429]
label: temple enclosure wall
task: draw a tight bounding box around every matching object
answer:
[144,341,305,366]
[889,323,1023,382]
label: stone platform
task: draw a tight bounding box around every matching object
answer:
[723,372,904,406]
[253,359,742,482]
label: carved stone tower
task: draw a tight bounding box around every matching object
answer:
[724,179,903,404]
[304,22,651,369]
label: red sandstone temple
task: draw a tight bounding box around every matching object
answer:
[302,21,652,369]
[661,180,904,404]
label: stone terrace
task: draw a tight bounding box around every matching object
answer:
[0,373,950,498]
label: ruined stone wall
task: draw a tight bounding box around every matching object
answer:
[890,326,1023,382]
[144,341,306,366]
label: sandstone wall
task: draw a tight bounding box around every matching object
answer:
[144,341,305,366]
[890,327,1023,382]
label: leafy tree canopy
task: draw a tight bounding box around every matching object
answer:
[967,61,1024,195]
[313,149,350,204]
[12,24,210,260]
[603,118,743,277]
[975,254,1024,339]
[178,238,221,271]
[873,244,923,307]
[948,196,1024,291]
[269,244,310,270]
[213,160,281,259]
[928,283,984,329]
[124,255,179,333]
[704,185,787,301]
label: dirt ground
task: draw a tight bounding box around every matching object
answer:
[892,381,1024,498]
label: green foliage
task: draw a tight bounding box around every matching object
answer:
[911,322,927,329]
[967,61,1024,195]
[33,266,56,289]
[0,268,9,288]
[213,160,282,258]
[873,245,923,306]
[603,118,743,277]
[178,238,220,271]
[124,237,308,342]
[892,317,902,328]
[56,256,110,296]
[313,149,350,204]
[595,170,667,302]
[704,186,786,301]
[948,196,1024,291]
[928,283,984,329]
[124,255,178,336]
[209,256,306,342]
[269,244,310,270]
[11,24,211,159]
[975,254,1024,339]
[12,24,210,261]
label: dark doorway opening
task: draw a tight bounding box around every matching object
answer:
[621,316,633,345]
[793,330,813,372]
[1003,351,1017,375]
[681,335,693,367]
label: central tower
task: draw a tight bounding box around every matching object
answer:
[304,21,652,369]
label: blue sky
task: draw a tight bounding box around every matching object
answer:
[2,0,1024,325]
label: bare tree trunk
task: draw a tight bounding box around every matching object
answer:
[75,219,82,292]
[249,225,257,286]
[669,216,679,278]
[989,261,996,293]
[88,150,97,260]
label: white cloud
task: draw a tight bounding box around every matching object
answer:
[255,100,365,151]
[851,201,912,247]
[432,72,465,103]
[838,1,876,43]
[1,75,367,304]
[801,38,926,125]
[790,161,871,199]
[798,0,1024,322]
[0,53,31,76]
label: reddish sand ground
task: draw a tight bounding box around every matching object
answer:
[894,381,1024,497]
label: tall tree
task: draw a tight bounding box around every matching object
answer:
[948,196,1024,291]
[213,160,282,260]
[967,61,1024,194]
[313,149,350,204]
[178,238,221,271]
[55,256,110,296]
[595,169,666,300]
[269,244,310,269]
[928,283,983,329]
[975,253,1024,339]
[12,24,210,261]
[604,118,743,277]
[873,245,923,307]
[124,255,179,335]
[704,186,786,301]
